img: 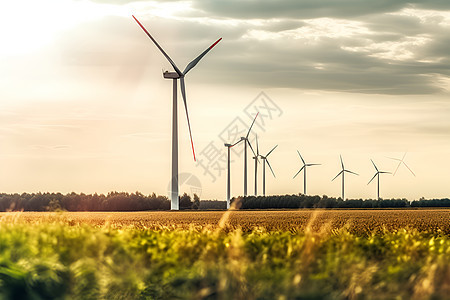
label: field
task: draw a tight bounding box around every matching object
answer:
[1,209,449,299]
[4,209,450,234]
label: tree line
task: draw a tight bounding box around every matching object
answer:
[231,195,450,209]
[0,192,171,212]
[0,192,448,211]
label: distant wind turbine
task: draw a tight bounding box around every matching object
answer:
[252,135,260,196]
[368,159,391,200]
[332,155,358,200]
[224,140,241,209]
[235,113,259,196]
[132,16,221,210]
[388,152,415,176]
[261,145,278,197]
[293,150,320,195]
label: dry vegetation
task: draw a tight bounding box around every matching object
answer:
[2,209,449,234]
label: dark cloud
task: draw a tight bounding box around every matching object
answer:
[191,0,450,20]
[68,2,450,95]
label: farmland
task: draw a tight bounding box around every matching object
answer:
[1,210,449,299]
[3,209,449,234]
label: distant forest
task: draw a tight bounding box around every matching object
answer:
[0,192,449,212]
[232,195,450,209]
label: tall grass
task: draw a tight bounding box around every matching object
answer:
[0,213,449,299]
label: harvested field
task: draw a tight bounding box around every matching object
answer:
[2,209,449,234]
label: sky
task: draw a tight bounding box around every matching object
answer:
[1,0,449,201]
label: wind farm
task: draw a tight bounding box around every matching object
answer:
[1,2,450,299]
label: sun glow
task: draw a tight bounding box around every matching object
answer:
[0,0,126,56]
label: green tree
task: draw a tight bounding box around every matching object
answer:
[192,194,200,210]
[179,193,192,210]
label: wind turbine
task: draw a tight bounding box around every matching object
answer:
[388,152,415,176]
[368,159,391,200]
[252,135,260,196]
[332,155,358,200]
[261,145,278,196]
[235,113,259,196]
[224,140,241,209]
[293,150,320,195]
[132,16,221,210]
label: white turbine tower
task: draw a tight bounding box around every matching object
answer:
[252,134,260,196]
[293,150,320,195]
[224,140,240,209]
[368,159,391,200]
[388,152,415,177]
[332,155,358,200]
[132,16,221,210]
[261,145,277,197]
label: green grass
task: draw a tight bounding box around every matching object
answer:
[0,218,449,299]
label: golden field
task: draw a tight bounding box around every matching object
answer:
[2,209,449,234]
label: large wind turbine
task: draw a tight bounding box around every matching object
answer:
[293,150,320,195]
[368,159,391,200]
[261,145,278,196]
[388,152,415,177]
[252,135,260,196]
[132,16,221,210]
[332,155,358,200]
[224,140,241,209]
[236,113,259,196]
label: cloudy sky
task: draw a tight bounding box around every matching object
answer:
[1,0,449,201]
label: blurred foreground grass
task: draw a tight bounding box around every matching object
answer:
[0,213,449,299]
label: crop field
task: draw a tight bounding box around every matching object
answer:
[1,210,449,299]
[3,209,450,234]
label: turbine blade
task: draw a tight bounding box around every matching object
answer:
[402,152,407,161]
[256,134,259,156]
[180,77,196,161]
[247,139,258,161]
[332,170,343,181]
[266,145,278,157]
[266,159,276,178]
[403,162,416,176]
[371,159,378,172]
[380,171,392,174]
[293,166,305,179]
[367,173,377,185]
[297,150,305,165]
[340,155,344,170]
[393,161,402,176]
[231,139,243,147]
[246,112,259,139]
[183,38,222,75]
[345,170,359,176]
[306,163,321,166]
[132,15,183,76]
[387,156,402,161]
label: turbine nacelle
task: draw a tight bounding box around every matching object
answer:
[163,71,181,79]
